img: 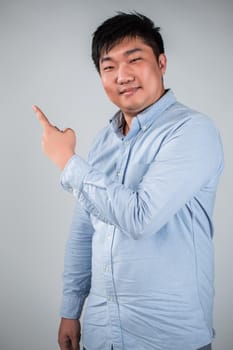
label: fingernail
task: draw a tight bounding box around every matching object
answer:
[32,105,37,111]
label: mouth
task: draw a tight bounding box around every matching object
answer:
[119,87,141,96]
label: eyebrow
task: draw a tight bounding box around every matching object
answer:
[100,47,143,64]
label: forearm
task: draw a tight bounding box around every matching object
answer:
[61,119,224,239]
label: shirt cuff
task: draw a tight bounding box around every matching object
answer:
[60,154,90,196]
[60,293,87,319]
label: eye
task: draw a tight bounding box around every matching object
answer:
[103,65,114,72]
[130,57,142,63]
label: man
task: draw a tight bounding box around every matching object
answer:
[33,12,223,350]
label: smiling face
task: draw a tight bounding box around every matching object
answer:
[99,36,167,121]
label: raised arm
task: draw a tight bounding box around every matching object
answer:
[61,118,223,239]
[34,106,223,239]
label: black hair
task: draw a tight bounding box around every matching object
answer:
[91,12,165,73]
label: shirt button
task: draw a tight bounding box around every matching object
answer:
[107,296,114,302]
[117,171,122,176]
[104,265,110,272]
[124,140,129,145]
[142,125,147,131]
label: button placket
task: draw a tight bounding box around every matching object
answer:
[116,138,131,181]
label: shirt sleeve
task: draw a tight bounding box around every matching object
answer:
[61,117,224,239]
[60,199,94,319]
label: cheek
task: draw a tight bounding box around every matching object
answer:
[103,86,115,100]
[101,78,113,94]
[146,72,162,91]
[102,82,118,102]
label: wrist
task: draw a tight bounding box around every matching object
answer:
[59,152,75,170]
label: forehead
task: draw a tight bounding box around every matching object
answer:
[100,36,150,60]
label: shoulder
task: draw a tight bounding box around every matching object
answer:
[92,124,112,145]
[158,100,223,163]
[87,124,116,162]
[165,100,220,137]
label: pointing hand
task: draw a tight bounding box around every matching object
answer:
[33,105,76,170]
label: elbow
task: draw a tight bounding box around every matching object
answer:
[127,200,155,239]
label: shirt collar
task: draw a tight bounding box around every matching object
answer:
[109,89,176,140]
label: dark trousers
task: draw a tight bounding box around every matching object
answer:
[198,344,212,350]
[84,344,211,350]
[83,348,113,350]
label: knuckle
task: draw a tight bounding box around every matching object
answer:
[57,336,67,346]
[66,128,74,133]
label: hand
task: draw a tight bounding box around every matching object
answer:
[58,318,81,350]
[33,105,76,170]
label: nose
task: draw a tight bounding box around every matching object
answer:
[117,64,135,85]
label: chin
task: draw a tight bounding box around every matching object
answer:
[124,103,147,113]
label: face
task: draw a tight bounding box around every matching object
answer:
[99,36,167,120]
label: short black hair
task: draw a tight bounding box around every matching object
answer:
[91,12,165,73]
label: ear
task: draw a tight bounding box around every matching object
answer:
[158,54,167,75]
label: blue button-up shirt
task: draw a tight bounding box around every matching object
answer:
[60,90,223,350]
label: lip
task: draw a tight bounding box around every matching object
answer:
[119,87,141,96]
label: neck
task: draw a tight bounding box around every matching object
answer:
[123,116,133,135]
[122,89,167,135]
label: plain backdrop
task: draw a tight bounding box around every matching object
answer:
[0,0,232,349]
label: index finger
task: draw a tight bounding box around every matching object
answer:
[32,105,51,130]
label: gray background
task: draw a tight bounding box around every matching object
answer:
[0,0,232,349]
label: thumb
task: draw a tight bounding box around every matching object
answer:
[63,128,75,135]
[63,128,76,144]
[71,336,79,350]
